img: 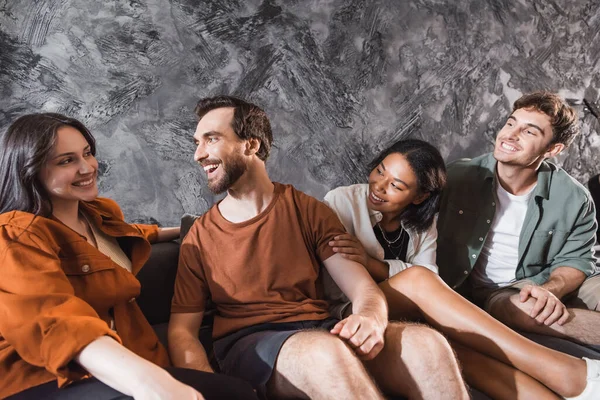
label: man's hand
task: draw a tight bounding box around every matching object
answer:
[519,284,570,326]
[329,234,369,267]
[330,314,386,360]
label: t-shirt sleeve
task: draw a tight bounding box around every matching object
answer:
[299,191,347,263]
[171,223,210,313]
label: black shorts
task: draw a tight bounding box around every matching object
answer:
[213,318,339,398]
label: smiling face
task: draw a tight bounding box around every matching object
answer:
[38,126,99,208]
[367,152,429,218]
[493,107,564,168]
[193,107,248,194]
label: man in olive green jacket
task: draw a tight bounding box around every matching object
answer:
[437,91,600,345]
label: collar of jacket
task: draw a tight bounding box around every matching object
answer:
[48,200,144,240]
[480,152,554,201]
[366,196,409,232]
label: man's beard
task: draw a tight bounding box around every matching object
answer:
[207,154,247,194]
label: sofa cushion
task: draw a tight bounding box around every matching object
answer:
[180,213,199,241]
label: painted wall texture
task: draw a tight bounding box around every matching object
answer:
[1,0,599,226]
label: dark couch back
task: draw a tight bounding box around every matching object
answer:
[136,241,180,325]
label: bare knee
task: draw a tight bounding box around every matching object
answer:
[406,325,453,354]
[387,265,440,298]
[280,331,358,371]
[387,323,454,361]
[270,331,369,398]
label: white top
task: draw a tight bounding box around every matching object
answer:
[86,214,133,273]
[84,213,132,332]
[322,184,438,318]
[470,181,536,288]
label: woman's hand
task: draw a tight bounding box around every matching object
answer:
[329,234,390,282]
[329,234,369,267]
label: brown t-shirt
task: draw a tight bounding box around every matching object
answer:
[171,183,346,339]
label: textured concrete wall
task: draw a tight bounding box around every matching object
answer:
[1,0,599,226]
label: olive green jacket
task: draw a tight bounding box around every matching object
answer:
[437,153,597,289]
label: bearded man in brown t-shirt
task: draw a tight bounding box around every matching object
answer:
[168,96,468,399]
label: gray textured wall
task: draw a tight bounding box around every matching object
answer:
[1,0,599,226]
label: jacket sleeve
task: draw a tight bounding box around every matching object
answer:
[95,197,160,243]
[323,189,355,234]
[0,232,121,388]
[547,196,598,277]
[130,223,159,243]
[387,216,439,277]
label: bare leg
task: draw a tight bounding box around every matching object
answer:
[380,266,588,397]
[451,340,560,400]
[365,322,468,400]
[488,290,600,345]
[267,330,383,399]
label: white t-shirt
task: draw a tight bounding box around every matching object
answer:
[470,181,536,288]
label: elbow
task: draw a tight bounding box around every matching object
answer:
[166,328,186,366]
[167,322,200,365]
[166,323,185,356]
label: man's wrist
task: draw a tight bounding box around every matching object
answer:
[540,280,565,299]
[356,304,388,330]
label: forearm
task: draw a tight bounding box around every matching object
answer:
[366,256,390,282]
[168,329,214,372]
[541,266,587,299]
[323,253,388,324]
[351,280,388,326]
[74,336,169,396]
[156,227,180,242]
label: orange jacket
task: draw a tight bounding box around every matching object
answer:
[0,198,170,398]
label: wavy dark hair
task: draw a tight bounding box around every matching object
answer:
[195,95,273,161]
[0,113,96,216]
[368,139,446,233]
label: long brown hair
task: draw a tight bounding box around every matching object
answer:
[0,113,96,216]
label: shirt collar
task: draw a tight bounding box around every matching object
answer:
[369,209,382,226]
[483,152,553,200]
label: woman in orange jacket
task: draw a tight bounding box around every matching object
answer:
[0,113,257,400]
